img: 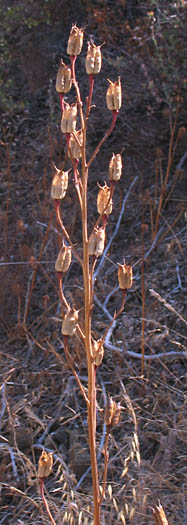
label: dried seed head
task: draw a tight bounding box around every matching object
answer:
[85,42,102,75]
[62,308,79,336]
[118,263,133,290]
[88,227,105,257]
[68,129,83,160]
[109,153,122,181]
[105,397,121,428]
[97,183,112,216]
[67,24,84,56]
[38,450,53,478]
[61,103,77,134]
[92,338,104,367]
[106,77,122,111]
[55,242,72,272]
[152,503,169,525]
[51,166,69,200]
[56,59,72,93]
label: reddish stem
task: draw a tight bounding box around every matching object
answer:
[59,93,64,113]
[88,110,118,169]
[40,477,56,525]
[57,272,69,309]
[86,74,95,119]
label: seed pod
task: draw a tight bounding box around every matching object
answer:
[109,153,122,181]
[56,59,72,94]
[55,242,72,272]
[38,450,53,478]
[97,183,112,216]
[67,24,84,56]
[68,129,83,160]
[106,77,122,111]
[61,103,77,134]
[51,167,69,200]
[85,42,102,75]
[62,308,79,336]
[88,227,105,257]
[118,263,133,290]
[152,503,169,525]
[104,397,121,428]
[92,338,104,367]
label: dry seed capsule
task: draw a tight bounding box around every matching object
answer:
[55,243,72,272]
[51,168,69,200]
[109,153,122,181]
[97,183,112,216]
[61,103,77,133]
[104,397,116,426]
[68,129,83,160]
[56,59,72,94]
[106,77,122,111]
[88,227,105,257]
[38,450,53,478]
[67,24,84,56]
[105,398,121,428]
[85,42,102,75]
[62,308,79,336]
[118,263,133,290]
[92,338,104,367]
[111,402,121,426]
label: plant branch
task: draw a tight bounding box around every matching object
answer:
[39,477,56,525]
[87,110,118,169]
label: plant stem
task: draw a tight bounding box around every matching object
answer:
[54,200,83,267]
[86,74,95,119]
[40,477,56,525]
[100,430,110,504]
[88,110,118,169]
[81,123,100,524]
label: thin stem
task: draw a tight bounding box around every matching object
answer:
[154,105,178,237]
[59,93,64,113]
[71,55,85,131]
[57,272,69,310]
[54,200,83,267]
[86,74,95,120]
[100,430,110,504]
[39,477,56,525]
[81,111,100,524]
[88,111,118,169]
[63,335,89,405]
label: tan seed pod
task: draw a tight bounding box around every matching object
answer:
[62,308,79,336]
[97,183,112,216]
[104,397,116,426]
[92,338,104,367]
[118,263,133,290]
[56,59,72,93]
[109,153,122,181]
[152,503,169,525]
[105,397,121,428]
[112,402,121,426]
[88,227,105,257]
[68,129,83,160]
[61,103,77,134]
[51,167,69,200]
[38,450,53,478]
[67,24,84,56]
[85,42,102,75]
[55,242,72,272]
[106,77,122,111]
